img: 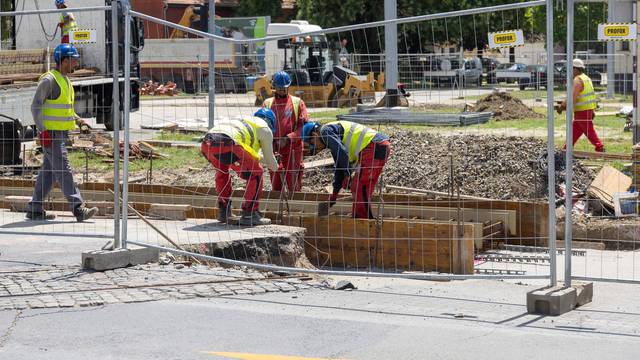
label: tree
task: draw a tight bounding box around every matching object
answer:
[237,0,283,21]
[296,0,536,55]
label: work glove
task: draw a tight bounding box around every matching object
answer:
[38,130,52,148]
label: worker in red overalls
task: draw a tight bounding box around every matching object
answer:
[262,71,308,193]
[557,59,605,152]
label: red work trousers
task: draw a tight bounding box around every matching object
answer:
[351,140,391,219]
[564,109,604,152]
[270,145,304,192]
[201,140,263,212]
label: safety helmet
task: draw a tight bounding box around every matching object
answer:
[54,44,80,64]
[55,0,66,6]
[272,71,292,88]
[302,122,320,143]
[254,108,277,132]
[572,58,586,69]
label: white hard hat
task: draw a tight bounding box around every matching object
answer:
[572,58,585,69]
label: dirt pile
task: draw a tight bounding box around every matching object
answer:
[302,129,594,200]
[474,92,542,120]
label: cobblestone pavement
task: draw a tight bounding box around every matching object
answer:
[0,264,320,311]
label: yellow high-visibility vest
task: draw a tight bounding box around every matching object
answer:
[209,117,267,161]
[264,95,301,126]
[326,120,377,164]
[574,73,597,112]
[60,13,78,36]
[41,70,76,131]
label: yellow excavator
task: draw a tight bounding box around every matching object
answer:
[170,6,200,39]
[253,32,385,108]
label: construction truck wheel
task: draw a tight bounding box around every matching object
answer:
[100,110,124,132]
[334,89,350,108]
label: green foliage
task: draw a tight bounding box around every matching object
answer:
[295,1,608,54]
[237,0,283,20]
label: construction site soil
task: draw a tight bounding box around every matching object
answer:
[474,92,543,121]
[64,129,594,201]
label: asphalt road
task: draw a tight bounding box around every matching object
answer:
[1,275,639,360]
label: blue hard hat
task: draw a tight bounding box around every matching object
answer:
[55,0,66,6]
[302,122,320,143]
[272,71,291,88]
[254,108,277,132]
[54,44,80,64]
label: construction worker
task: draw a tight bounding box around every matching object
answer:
[302,121,391,219]
[200,109,279,226]
[27,44,98,221]
[556,59,605,152]
[56,0,78,44]
[262,71,308,194]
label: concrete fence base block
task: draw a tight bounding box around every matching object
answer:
[82,247,159,271]
[526,282,593,316]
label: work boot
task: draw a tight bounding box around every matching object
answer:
[26,210,56,221]
[73,205,99,222]
[217,201,240,224]
[239,210,271,226]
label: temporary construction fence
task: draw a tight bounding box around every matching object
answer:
[0,2,127,244]
[0,0,638,291]
[111,0,559,283]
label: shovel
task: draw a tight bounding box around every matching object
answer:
[317,195,352,217]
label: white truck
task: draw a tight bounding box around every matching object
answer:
[0,0,144,132]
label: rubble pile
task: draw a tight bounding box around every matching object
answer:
[474,91,542,120]
[303,129,594,200]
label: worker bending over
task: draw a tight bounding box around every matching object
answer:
[262,71,308,193]
[56,0,78,44]
[302,121,391,219]
[556,59,605,152]
[27,44,98,221]
[201,109,279,226]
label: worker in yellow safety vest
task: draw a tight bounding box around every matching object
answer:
[302,121,392,219]
[56,0,78,44]
[201,108,279,226]
[556,58,605,152]
[26,44,98,221]
[262,71,308,194]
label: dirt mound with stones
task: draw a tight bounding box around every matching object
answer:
[474,92,543,121]
[302,129,594,200]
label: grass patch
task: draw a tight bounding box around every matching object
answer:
[153,131,202,142]
[68,147,207,173]
[308,108,350,122]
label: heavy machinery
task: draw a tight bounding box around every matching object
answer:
[253,21,381,108]
[0,0,144,132]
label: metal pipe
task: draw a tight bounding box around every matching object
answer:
[606,0,615,99]
[127,240,550,281]
[546,0,557,286]
[634,1,639,144]
[130,0,546,45]
[0,6,110,17]
[208,0,215,129]
[122,0,132,249]
[564,0,574,288]
[111,0,121,249]
[384,0,398,107]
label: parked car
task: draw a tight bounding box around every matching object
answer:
[481,57,500,83]
[423,57,483,87]
[554,61,603,87]
[519,64,564,90]
[489,63,530,85]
